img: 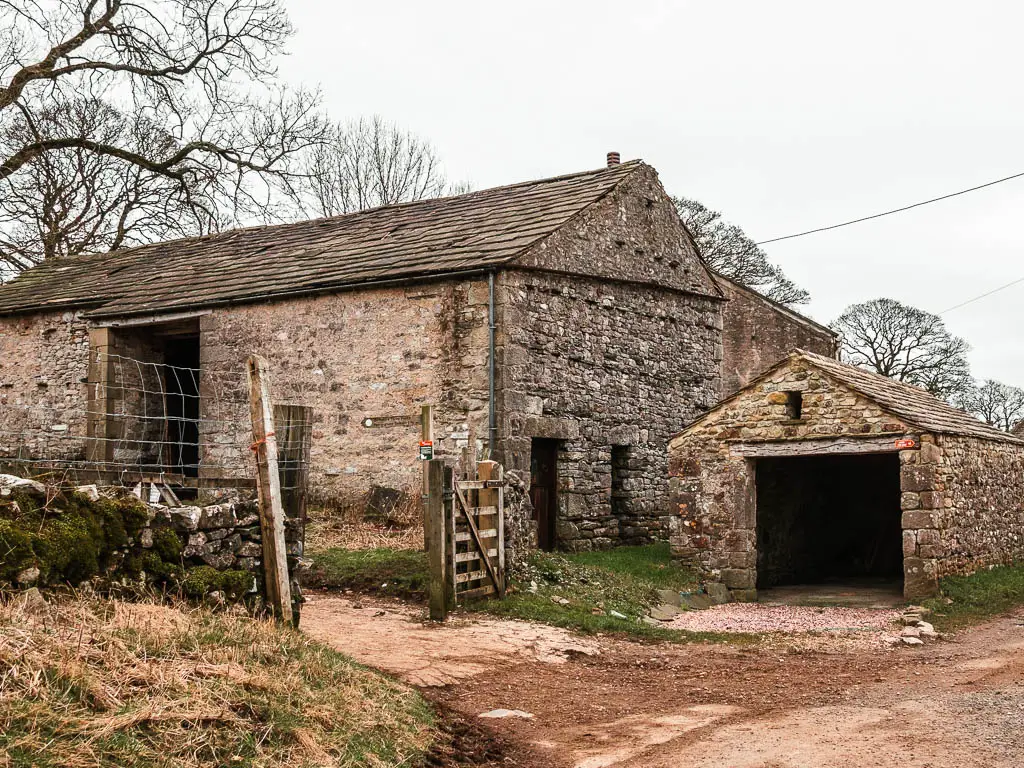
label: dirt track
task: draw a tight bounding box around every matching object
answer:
[302,595,1024,767]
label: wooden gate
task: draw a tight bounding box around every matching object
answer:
[452,461,505,601]
[425,459,506,620]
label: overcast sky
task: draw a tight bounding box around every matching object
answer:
[280,0,1024,383]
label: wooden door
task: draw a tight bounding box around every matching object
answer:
[530,439,558,550]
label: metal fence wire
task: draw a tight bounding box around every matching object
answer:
[0,351,312,493]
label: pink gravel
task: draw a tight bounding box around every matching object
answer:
[666,603,901,634]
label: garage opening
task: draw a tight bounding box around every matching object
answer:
[755,453,903,591]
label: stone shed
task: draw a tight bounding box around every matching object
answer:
[668,349,1024,600]
[0,156,834,556]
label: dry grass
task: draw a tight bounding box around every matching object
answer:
[305,498,422,554]
[0,594,433,767]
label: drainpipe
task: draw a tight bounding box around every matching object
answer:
[488,271,497,458]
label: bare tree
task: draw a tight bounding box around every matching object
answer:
[958,379,1024,431]
[674,196,810,306]
[0,0,325,278]
[831,298,973,402]
[295,116,466,216]
[0,98,213,274]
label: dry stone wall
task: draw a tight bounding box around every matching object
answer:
[499,269,722,550]
[198,279,491,504]
[932,434,1024,577]
[717,277,837,395]
[0,311,90,460]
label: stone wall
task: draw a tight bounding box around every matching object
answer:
[499,269,722,550]
[1,474,300,611]
[717,276,837,395]
[668,358,914,596]
[0,311,91,460]
[198,278,491,503]
[514,163,721,297]
[929,434,1024,578]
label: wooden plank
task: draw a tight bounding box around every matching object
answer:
[421,404,433,551]
[464,505,498,516]
[456,569,490,584]
[443,463,456,612]
[728,434,919,458]
[455,528,497,542]
[454,484,501,592]
[477,460,505,597]
[455,548,497,563]
[454,480,488,490]
[425,459,447,621]
[497,464,505,595]
[246,355,294,626]
[459,584,497,600]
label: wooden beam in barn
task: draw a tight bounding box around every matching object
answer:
[728,434,921,458]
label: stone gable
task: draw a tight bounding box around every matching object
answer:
[515,164,721,298]
[671,357,914,451]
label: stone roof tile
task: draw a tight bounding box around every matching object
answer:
[797,349,1023,444]
[0,162,646,318]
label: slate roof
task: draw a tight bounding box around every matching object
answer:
[798,350,1021,443]
[0,161,666,318]
[676,348,1022,445]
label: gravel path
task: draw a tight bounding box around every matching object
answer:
[666,603,901,635]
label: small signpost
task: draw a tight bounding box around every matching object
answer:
[419,440,434,461]
[895,438,918,450]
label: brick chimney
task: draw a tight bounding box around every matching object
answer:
[606,151,621,167]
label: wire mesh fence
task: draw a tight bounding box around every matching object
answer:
[0,350,313,495]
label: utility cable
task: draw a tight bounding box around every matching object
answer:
[755,170,1024,245]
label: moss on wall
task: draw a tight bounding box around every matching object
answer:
[0,488,225,600]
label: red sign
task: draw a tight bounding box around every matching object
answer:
[418,440,434,460]
[894,438,917,450]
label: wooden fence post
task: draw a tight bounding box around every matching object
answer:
[421,404,434,551]
[443,463,456,610]
[426,458,448,621]
[247,355,294,626]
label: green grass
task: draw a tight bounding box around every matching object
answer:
[306,547,428,599]
[307,542,748,643]
[473,544,747,643]
[922,562,1024,631]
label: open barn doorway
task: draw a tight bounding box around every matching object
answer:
[755,453,903,601]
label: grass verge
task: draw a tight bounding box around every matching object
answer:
[0,594,433,767]
[306,547,428,600]
[474,544,747,643]
[922,562,1024,631]
[308,542,748,643]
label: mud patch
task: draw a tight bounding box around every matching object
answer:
[302,595,600,686]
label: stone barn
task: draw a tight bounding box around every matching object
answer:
[668,349,1024,600]
[0,157,834,555]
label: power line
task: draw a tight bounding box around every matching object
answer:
[939,275,1024,315]
[755,170,1024,245]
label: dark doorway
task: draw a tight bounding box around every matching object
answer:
[755,453,903,590]
[163,335,200,477]
[530,438,559,551]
